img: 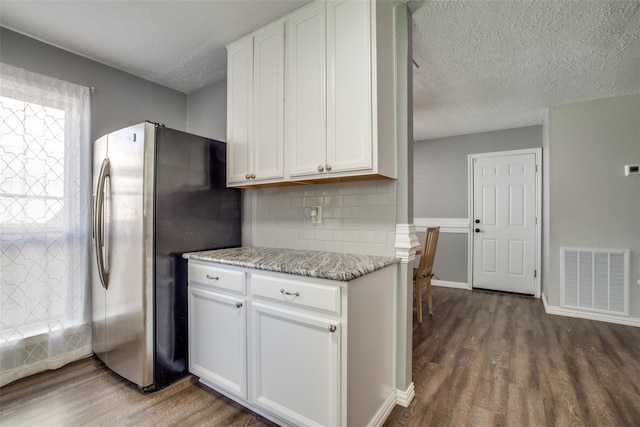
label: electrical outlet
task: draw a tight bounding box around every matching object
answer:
[625,164,639,176]
[310,206,322,224]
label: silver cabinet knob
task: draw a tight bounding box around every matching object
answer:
[317,165,324,172]
[325,164,332,171]
[250,173,256,179]
[236,301,243,308]
[245,174,251,180]
[328,324,337,333]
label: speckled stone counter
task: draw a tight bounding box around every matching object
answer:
[183,247,399,282]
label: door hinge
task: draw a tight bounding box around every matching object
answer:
[534,270,537,278]
[535,217,538,225]
[535,164,538,172]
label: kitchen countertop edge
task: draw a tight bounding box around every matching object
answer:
[183,247,399,282]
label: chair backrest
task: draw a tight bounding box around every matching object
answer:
[417,227,440,279]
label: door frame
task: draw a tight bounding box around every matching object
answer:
[467,148,542,298]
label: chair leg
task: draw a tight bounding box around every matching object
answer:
[427,278,433,315]
[415,282,423,323]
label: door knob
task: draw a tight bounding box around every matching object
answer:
[475,219,480,224]
[475,228,480,233]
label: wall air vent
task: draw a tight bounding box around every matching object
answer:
[561,247,629,316]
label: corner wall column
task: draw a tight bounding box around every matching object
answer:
[393,1,420,405]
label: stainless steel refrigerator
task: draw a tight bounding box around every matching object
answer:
[91,122,240,391]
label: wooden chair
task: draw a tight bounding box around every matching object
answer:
[413,226,440,323]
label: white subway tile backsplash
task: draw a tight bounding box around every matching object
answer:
[356,231,377,243]
[322,218,343,229]
[250,180,397,257]
[305,239,326,251]
[297,229,315,240]
[314,229,334,241]
[323,241,345,253]
[340,230,357,242]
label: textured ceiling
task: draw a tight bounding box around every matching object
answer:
[1,1,639,141]
[412,1,640,140]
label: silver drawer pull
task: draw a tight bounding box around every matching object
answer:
[206,274,219,280]
[236,301,243,308]
[328,324,337,333]
[280,288,300,297]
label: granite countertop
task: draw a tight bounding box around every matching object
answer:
[183,247,399,282]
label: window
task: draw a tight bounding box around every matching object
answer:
[0,63,91,387]
[1,96,66,228]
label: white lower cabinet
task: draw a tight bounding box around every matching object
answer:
[251,302,340,427]
[188,286,247,399]
[187,260,397,427]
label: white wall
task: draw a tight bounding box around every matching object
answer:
[547,93,640,317]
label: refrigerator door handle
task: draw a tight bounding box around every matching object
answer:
[94,157,111,289]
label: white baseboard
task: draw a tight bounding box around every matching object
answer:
[542,293,640,328]
[395,382,415,407]
[432,279,470,290]
[368,391,399,427]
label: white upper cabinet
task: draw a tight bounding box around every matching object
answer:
[226,37,253,185]
[286,2,327,178]
[227,0,396,187]
[227,22,285,186]
[326,0,372,176]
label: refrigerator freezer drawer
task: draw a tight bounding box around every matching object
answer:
[188,262,246,295]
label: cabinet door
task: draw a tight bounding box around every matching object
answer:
[251,302,340,427]
[326,0,373,174]
[286,2,327,179]
[252,23,285,182]
[227,38,253,185]
[188,286,247,399]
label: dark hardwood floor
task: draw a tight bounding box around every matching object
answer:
[2,287,640,426]
[384,287,640,427]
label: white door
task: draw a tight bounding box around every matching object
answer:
[471,150,539,294]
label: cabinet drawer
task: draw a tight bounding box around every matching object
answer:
[188,262,246,294]
[251,274,340,314]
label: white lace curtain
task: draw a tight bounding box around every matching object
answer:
[0,63,91,387]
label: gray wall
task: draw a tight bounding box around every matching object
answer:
[413,125,543,283]
[187,78,227,141]
[186,79,254,246]
[547,93,640,317]
[414,125,543,218]
[0,27,187,141]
